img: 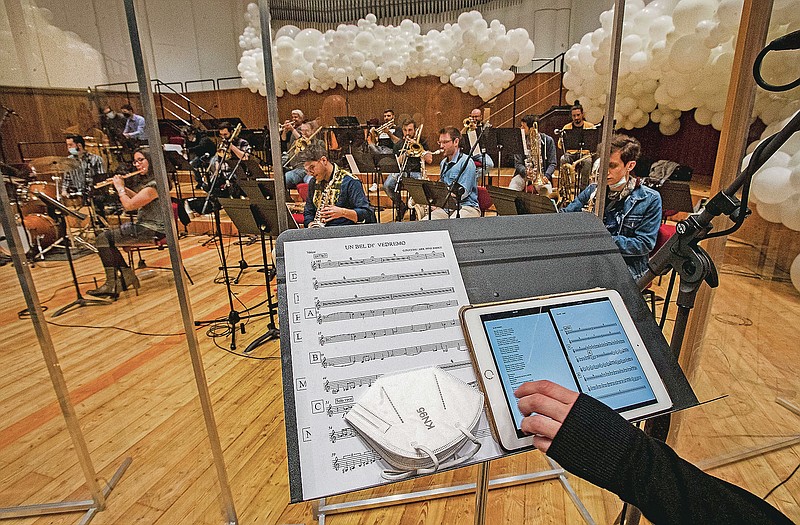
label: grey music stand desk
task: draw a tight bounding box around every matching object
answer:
[275,213,698,523]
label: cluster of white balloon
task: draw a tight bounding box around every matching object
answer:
[237,5,535,100]
[563,0,800,136]
[741,110,800,292]
[0,4,106,88]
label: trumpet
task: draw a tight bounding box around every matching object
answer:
[93,168,144,189]
[462,116,477,134]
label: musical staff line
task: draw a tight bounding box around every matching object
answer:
[312,251,445,271]
[439,360,473,372]
[319,319,459,346]
[324,374,380,394]
[313,268,451,290]
[329,427,358,443]
[320,339,468,368]
[316,287,455,310]
[318,300,458,324]
[327,403,354,417]
[332,449,382,472]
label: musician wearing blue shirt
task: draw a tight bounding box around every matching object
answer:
[121,103,146,140]
[422,127,480,219]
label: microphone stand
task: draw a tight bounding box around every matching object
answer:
[636,110,800,441]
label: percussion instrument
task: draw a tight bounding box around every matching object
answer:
[29,156,79,176]
[23,213,57,250]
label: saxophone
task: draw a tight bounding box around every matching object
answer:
[526,123,552,196]
[308,168,345,228]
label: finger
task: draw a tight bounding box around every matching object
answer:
[532,435,553,453]
[517,392,572,423]
[520,413,561,441]
[515,380,579,406]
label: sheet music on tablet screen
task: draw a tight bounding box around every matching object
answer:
[480,297,659,431]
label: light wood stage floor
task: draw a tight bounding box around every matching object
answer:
[0,220,797,524]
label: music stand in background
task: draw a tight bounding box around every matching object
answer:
[240,158,266,180]
[657,180,694,215]
[346,152,396,222]
[464,128,497,186]
[200,117,246,132]
[240,128,272,166]
[163,150,191,200]
[331,117,364,156]
[561,127,601,154]
[403,178,460,220]
[33,191,111,316]
[487,186,558,216]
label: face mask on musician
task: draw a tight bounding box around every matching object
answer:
[609,175,628,192]
[68,147,79,156]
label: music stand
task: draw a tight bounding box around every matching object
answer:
[494,128,525,169]
[33,191,111,316]
[346,152,395,222]
[163,150,191,200]
[487,186,558,216]
[403,178,460,220]
[562,127,600,154]
[330,126,364,154]
[334,116,360,127]
[463,128,497,186]
[240,158,266,180]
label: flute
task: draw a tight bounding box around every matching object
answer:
[93,169,144,189]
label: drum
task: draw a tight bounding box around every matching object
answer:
[63,192,84,208]
[23,214,58,250]
[28,181,57,200]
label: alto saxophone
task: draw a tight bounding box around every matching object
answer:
[309,170,344,228]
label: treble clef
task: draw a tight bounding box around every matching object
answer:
[311,260,318,271]
[313,279,319,290]
[317,314,323,325]
[319,333,325,346]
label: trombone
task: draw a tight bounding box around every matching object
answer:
[369,118,395,143]
[284,125,322,166]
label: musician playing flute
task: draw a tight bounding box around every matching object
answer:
[301,144,375,228]
[87,148,169,297]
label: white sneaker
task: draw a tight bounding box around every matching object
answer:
[369,183,378,192]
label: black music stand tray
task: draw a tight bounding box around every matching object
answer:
[562,127,600,153]
[403,178,460,220]
[494,128,525,169]
[163,150,191,200]
[34,192,111,316]
[463,128,497,185]
[240,158,266,180]
[346,152,395,222]
[487,186,558,215]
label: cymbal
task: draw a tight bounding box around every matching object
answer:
[29,156,79,173]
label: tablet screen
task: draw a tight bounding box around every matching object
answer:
[480,297,658,437]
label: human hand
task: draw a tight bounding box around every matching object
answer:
[320,205,342,222]
[112,174,125,194]
[514,380,579,453]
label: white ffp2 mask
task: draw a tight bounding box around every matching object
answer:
[345,366,484,480]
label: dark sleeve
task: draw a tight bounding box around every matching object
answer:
[342,177,375,224]
[303,179,317,227]
[544,135,557,180]
[547,394,793,525]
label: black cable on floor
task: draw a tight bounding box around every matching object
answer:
[763,460,800,501]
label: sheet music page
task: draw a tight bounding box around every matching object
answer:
[283,230,502,500]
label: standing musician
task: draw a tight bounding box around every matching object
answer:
[383,119,433,221]
[559,100,596,191]
[368,109,400,155]
[421,127,480,220]
[563,135,661,280]
[280,109,305,152]
[509,115,557,194]
[87,148,169,297]
[284,122,324,189]
[462,108,495,179]
[301,143,375,228]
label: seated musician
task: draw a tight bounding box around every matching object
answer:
[183,127,216,189]
[301,143,375,227]
[368,109,400,155]
[120,103,146,141]
[65,134,107,216]
[284,122,323,189]
[88,148,168,297]
[384,119,433,221]
[421,127,480,220]
[204,122,249,197]
[509,115,557,195]
[559,100,596,191]
[101,106,127,146]
[563,135,661,280]
[217,122,249,161]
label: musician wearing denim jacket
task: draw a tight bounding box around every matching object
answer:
[564,135,662,280]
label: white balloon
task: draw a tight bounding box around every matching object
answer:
[751,166,794,204]
[754,200,785,223]
[276,24,300,39]
[791,253,800,294]
[669,35,710,74]
[779,194,800,231]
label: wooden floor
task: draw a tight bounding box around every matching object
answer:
[0,218,798,524]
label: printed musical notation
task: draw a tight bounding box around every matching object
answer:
[319,339,468,368]
[313,268,451,290]
[315,287,455,310]
[284,231,502,499]
[318,319,459,346]
[312,251,444,271]
[318,300,457,324]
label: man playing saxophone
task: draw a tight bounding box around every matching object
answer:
[301,143,375,227]
[558,100,596,193]
[510,115,557,195]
